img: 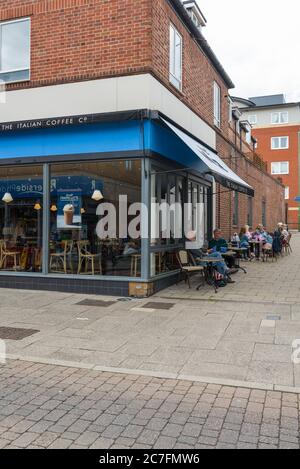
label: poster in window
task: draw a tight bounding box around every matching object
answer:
[57,189,82,229]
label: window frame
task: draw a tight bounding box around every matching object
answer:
[271,111,289,125]
[248,114,257,125]
[213,81,221,128]
[169,23,183,92]
[271,161,290,175]
[271,136,289,150]
[0,17,31,83]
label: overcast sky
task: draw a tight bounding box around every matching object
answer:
[197,0,300,102]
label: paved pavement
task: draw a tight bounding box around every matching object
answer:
[0,359,299,449]
[1,234,300,391]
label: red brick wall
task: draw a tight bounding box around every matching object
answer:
[2,0,152,90]
[216,135,285,240]
[151,0,229,132]
[253,126,300,229]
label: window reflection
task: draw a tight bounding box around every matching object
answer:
[0,165,43,272]
[49,160,142,277]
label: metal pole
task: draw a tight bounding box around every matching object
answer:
[141,157,150,280]
[42,164,50,275]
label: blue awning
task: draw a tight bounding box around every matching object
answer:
[159,118,254,197]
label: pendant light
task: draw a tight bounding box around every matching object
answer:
[2,169,13,203]
[91,190,104,201]
[34,202,42,211]
[2,192,13,204]
[50,204,58,212]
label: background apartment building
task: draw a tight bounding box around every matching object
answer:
[235,94,300,230]
[0,0,285,295]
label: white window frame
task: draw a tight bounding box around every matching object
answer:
[271,162,289,175]
[0,17,31,82]
[271,111,289,125]
[271,136,289,150]
[248,114,257,125]
[169,24,182,91]
[214,81,221,128]
[284,186,290,200]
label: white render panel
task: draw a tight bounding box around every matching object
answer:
[0,74,216,149]
[240,105,300,128]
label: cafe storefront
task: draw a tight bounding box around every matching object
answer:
[0,110,253,296]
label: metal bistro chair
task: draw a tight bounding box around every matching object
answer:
[262,244,277,263]
[176,250,204,289]
[283,233,292,256]
[77,240,102,275]
[50,240,74,274]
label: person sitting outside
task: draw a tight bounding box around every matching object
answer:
[209,228,236,270]
[187,231,235,284]
[239,226,253,260]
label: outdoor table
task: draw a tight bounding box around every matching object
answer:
[249,240,263,260]
[226,247,247,274]
[196,258,220,293]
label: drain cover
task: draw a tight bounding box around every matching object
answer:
[76,299,116,307]
[266,315,281,321]
[0,327,39,341]
[142,302,175,310]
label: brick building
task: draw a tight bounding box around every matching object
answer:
[234,95,300,230]
[0,0,285,295]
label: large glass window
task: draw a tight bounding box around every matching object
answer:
[0,18,30,83]
[49,160,142,277]
[150,170,209,278]
[0,165,43,272]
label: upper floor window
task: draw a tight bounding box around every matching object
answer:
[271,161,289,175]
[271,112,288,124]
[0,18,30,84]
[213,82,221,128]
[169,24,182,91]
[284,186,290,200]
[271,136,289,150]
[248,115,257,125]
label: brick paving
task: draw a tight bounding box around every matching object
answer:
[0,360,299,449]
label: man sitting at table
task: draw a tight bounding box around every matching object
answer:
[187,231,235,284]
[209,229,236,270]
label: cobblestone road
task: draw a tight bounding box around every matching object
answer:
[0,360,299,449]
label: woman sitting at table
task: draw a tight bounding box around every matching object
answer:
[239,226,253,260]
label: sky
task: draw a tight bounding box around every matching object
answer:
[197,0,300,102]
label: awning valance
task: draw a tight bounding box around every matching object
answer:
[161,118,254,197]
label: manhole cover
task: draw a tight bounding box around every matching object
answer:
[0,327,39,341]
[76,299,116,307]
[142,302,175,310]
[266,315,281,321]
